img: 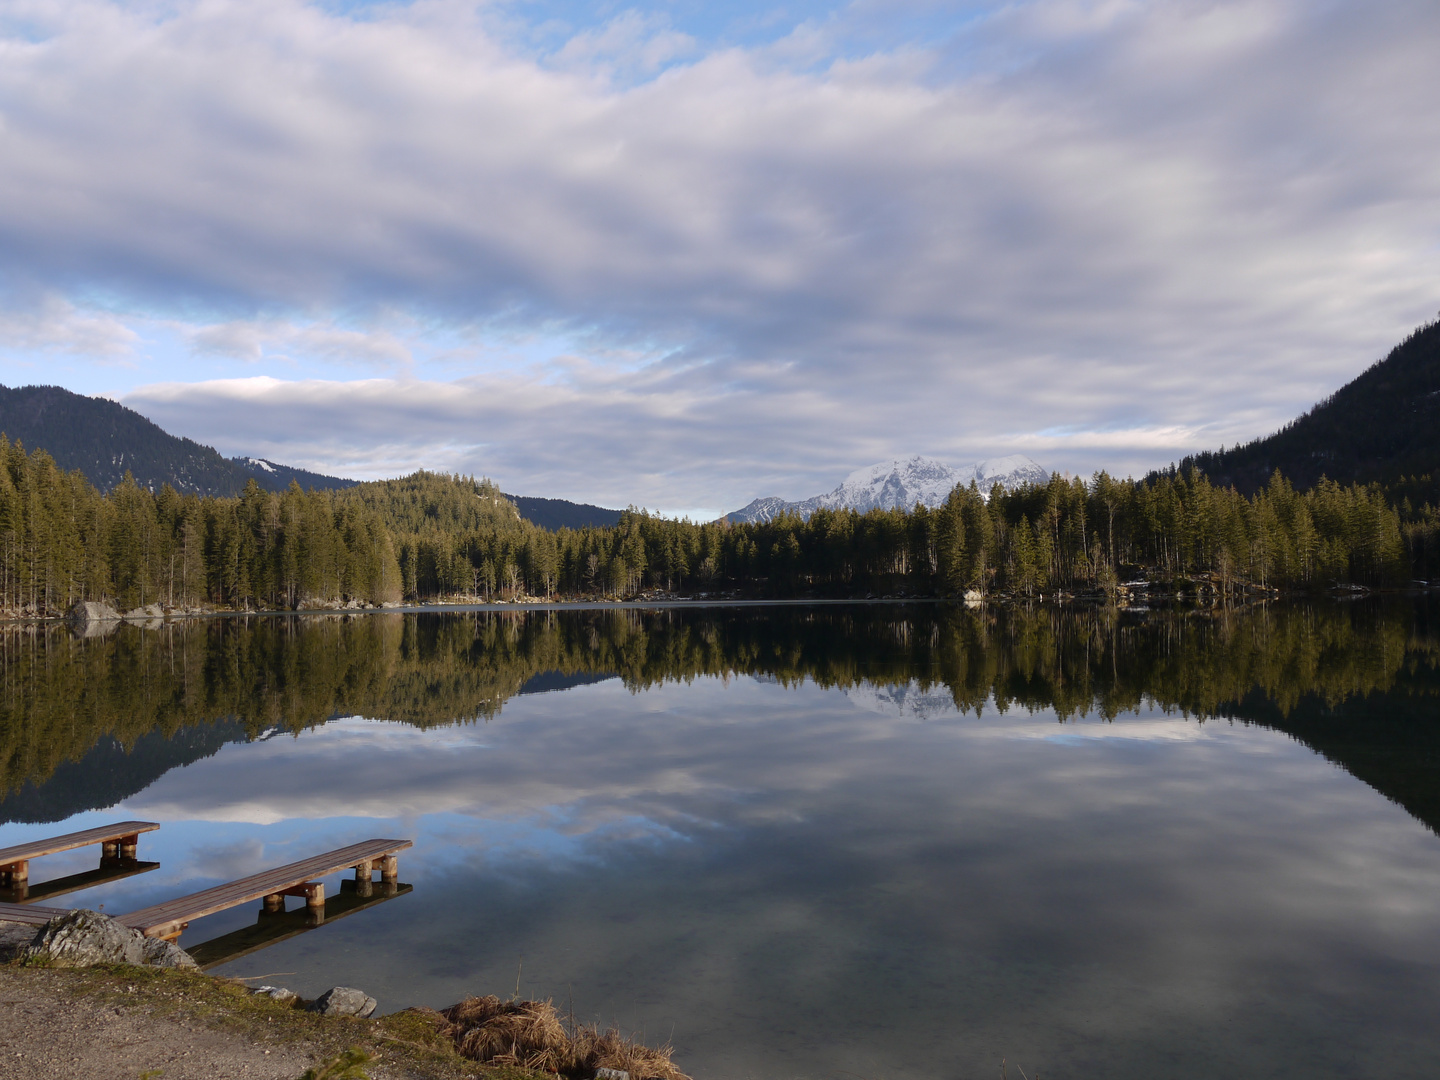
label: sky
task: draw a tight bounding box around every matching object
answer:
[0,0,1436,518]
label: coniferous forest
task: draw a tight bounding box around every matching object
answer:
[0,434,1436,617]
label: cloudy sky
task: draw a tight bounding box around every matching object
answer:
[0,0,1436,516]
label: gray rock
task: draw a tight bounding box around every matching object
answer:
[67,600,121,625]
[307,986,377,1018]
[122,603,166,627]
[24,910,196,969]
[67,601,122,637]
[141,934,199,969]
[0,920,38,960]
[252,985,299,1005]
[595,1070,631,1080]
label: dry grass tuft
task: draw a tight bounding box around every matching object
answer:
[436,995,690,1080]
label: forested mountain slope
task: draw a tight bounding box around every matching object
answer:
[506,493,622,530]
[0,384,355,495]
[1176,319,1440,494]
[0,382,618,527]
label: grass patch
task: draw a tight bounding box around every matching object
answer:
[436,996,690,1080]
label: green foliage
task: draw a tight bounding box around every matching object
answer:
[0,437,1426,617]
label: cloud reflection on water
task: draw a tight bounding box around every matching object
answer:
[97,671,1440,1079]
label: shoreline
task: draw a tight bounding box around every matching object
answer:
[5,583,1436,629]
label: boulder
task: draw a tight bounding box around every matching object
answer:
[595,1070,631,1080]
[67,601,121,637]
[141,935,199,969]
[23,910,197,969]
[122,603,166,625]
[308,986,378,1018]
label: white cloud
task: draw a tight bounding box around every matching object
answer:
[186,319,413,370]
[2,0,1439,504]
[0,294,138,358]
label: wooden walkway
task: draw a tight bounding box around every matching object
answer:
[117,838,412,941]
[0,901,72,925]
[0,821,159,887]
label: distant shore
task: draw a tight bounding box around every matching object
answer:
[4,579,1434,629]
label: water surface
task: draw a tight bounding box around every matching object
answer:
[1,601,1438,1079]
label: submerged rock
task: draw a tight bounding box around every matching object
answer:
[23,910,197,969]
[308,986,378,1018]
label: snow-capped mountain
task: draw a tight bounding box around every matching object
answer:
[724,454,1050,524]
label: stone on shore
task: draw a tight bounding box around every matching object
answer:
[23,910,197,969]
[308,986,378,1018]
[66,601,122,637]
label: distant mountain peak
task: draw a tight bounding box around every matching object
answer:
[724,454,1049,523]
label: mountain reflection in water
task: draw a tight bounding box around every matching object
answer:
[0,600,1436,1079]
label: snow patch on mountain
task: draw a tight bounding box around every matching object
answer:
[725,454,1050,523]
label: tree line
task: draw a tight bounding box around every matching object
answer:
[0,435,1436,615]
[391,468,1437,601]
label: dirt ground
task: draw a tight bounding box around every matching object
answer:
[0,964,501,1080]
[0,966,318,1079]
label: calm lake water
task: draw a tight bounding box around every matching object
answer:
[2,600,1439,1079]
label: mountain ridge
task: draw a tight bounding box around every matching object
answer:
[725,453,1050,523]
[1172,318,1440,495]
[0,383,622,529]
[0,384,357,496]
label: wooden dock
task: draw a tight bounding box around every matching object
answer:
[0,821,159,888]
[0,900,73,925]
[117,838,412,941]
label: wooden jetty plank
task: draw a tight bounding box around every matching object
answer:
[0,861,159,905]
[117,839,412,940]
[0,821,160,884]
[0,901,73,925]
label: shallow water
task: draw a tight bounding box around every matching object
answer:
[1,601,1438,1078]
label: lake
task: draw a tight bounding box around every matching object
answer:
[1,599,1438,1079]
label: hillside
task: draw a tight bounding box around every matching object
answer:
[1177,319,1440,495]
[503,493,622,530]
[0,384,355,495]
[341,471,525,534]
[0,383,621,526]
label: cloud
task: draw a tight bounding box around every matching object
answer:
[3,0,1440,501]
[186,319,414,370]
[0,294,139,358]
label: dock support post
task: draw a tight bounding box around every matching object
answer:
[263,893,284,914]
[119,834,138,860]
[354,859,373,898]
[102,841,119,860]
[1,860,28,886]
[379,855,398,884]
